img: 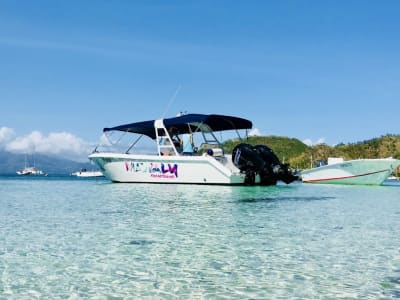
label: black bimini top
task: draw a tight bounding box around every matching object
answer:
[103,114,252,139]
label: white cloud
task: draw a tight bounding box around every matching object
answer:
[249,128,262,136]
[6,131,41,153]
[0,127,15,147]
[303,137,326,146]
[4,130,94,161]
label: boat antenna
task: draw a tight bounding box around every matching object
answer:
[161,85,181,118]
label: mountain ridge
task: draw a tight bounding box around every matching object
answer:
[0,151,96,175]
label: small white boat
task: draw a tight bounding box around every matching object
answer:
[16,155,46,176]
[301,157,400,185]
[16,166,45,176]
[71,169,104,177]
[89,113,298,185]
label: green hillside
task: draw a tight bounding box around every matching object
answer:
[223,134,400,176]
[223,135,307,163]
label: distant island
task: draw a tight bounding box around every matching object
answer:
[223,134,400,176]
[0,151,96,175]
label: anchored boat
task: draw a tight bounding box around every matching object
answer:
[16,154,46,176]
[89,113,298,185]
[301,157,400,185]
[70,168,104,177]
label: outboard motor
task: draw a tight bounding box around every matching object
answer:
[232,143,265,185]
[232,143,299,185]
[252,145,280,185]
[254,145,298,185]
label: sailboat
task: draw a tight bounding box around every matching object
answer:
[16,154,45,176]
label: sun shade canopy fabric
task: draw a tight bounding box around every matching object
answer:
[103,114,253,139]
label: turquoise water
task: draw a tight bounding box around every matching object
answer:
[0,176,399,299]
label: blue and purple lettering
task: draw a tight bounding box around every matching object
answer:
[161,163,178,177]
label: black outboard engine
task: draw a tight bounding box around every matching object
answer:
[254,145,298,185]
[232,143,299,185]
[232,143,265,185]
[253,145,280,185]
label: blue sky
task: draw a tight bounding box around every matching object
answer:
[0,1,399,160]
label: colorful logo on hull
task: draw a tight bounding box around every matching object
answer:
[125,161,178,179]
[150,163,178,178]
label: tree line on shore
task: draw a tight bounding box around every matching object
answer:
[223,134,400,176]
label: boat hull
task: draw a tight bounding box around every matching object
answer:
[71,171,104,177]
[16,167,44,176]
[301,159,400,185]
[89,152,248,185]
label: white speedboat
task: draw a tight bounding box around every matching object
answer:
[89,114,298,185]
[301,157,400,185]
[71,169,104,177]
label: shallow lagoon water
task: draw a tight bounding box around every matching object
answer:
[0,176,399,299]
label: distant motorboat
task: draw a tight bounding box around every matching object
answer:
[301,157,400,185]
[71,168,104,177]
